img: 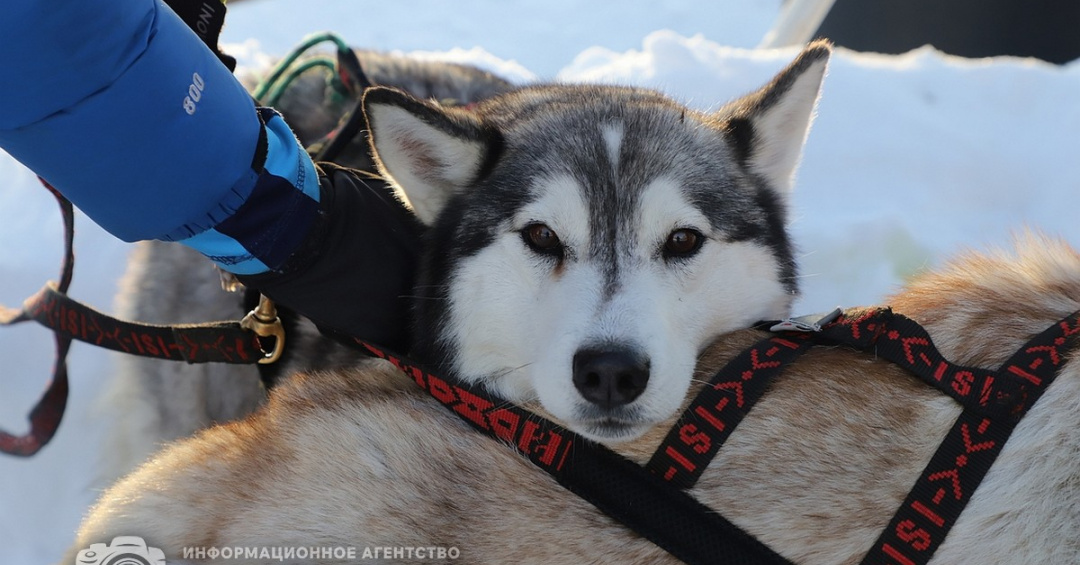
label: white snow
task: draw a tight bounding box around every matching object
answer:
[2,0,1078,562]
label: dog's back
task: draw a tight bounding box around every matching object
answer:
[74,236,1080,564]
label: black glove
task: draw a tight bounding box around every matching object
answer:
[237,162,424,353]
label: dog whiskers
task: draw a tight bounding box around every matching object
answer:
[491,362,532,381]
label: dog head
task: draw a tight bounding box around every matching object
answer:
[363,42,830,441]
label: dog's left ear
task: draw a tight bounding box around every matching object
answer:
[363,87,496,225]
[716,40,831,195]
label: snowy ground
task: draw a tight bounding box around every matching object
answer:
[2,0,1078,562]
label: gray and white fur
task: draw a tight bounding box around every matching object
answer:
[364,43,828,440]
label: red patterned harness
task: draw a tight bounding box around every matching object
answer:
[360,307,1079,565]
[647,307,1080,564]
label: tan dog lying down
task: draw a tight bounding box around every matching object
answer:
[68,236,1080,564]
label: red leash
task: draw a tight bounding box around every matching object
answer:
[0,182,282,456]
[0,180,74,456]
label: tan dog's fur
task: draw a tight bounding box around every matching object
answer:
[68,235,1080,564]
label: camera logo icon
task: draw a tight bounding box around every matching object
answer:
[75,536,166,565]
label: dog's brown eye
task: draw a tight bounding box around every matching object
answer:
[523,223,562,254]
[663,228,703,259]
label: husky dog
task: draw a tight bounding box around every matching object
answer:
[73,41,1080,563]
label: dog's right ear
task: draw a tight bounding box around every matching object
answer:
[363,87,496,226]
[715,40,831,196]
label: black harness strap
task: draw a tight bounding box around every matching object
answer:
[647,307,1080,565]
[824,309,1030,419]
[647,331,816,488]
[861,311,1080,565]
[19,283,268,365]
[359,342,792,565]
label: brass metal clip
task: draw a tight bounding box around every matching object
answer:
[240,294,285,364]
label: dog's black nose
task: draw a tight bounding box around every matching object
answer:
[572,347,650,409]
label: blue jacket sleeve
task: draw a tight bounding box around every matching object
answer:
[0,0,319,274]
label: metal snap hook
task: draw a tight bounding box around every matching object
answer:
[240,294,285,364]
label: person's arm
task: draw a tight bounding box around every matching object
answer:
[0,0,421,349]
[1,0,319,272]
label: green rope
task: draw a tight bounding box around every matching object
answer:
[264,57,337,106]
[252,31,352,104]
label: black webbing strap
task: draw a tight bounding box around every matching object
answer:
[18,283,268,365]
[819,309,1031,420]
[647,332,816,488]
[860,310,1080,565]
[646,307,1080,565]
[358,342,793,565]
